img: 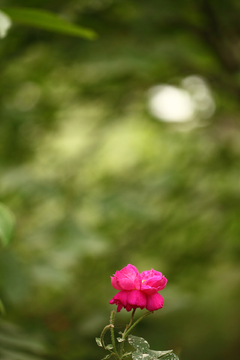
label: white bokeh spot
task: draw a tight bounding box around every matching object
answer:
[148,76,215,124]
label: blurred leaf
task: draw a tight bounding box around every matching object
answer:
[0,321,47,360]
[0,10,12,38]
[0,203,15,246]
[2,7,97,39]
[128,335,178,360]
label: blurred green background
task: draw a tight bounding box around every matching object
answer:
[1,0,240,359]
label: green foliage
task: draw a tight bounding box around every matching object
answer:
[2,7,97,39]
[0,1,240,360]
[128,335,179,360]
[0,204,15,247]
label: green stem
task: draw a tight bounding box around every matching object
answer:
[119,310,153,359]
[122,311,153,340]
[100,324,114,350]
[110,310,120,360]
[119,309,136,358]
[105,310,153,360]
[127,308,136,330]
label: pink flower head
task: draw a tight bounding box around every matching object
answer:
[140,269,167,295]
[111,264,141,291]
[109,264,167,312]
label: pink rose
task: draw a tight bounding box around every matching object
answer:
[109,265,167,312]
[111,264,141,291]
[140,269,167,295]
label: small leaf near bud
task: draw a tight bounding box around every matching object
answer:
[122,352,132,358]
[117,337,125,342]
[95,337,103,347]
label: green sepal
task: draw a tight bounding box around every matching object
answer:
[117,337,125,342]
[95,337,103,347]
[105,344,113,350]
[122,352,132,358]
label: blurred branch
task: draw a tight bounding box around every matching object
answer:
[199,0,240,73]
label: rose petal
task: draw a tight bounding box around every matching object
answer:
[141,276,167,294]
[146,293,164,311]
[144,275,167,289]
[127,290,147,310]
[141,269,163,280]
[111,274,122,290]
[141,269,167,293]
[109,290,128,308]
[111,264,141,291]
[125,303,133,312]
[140,284,157,295]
